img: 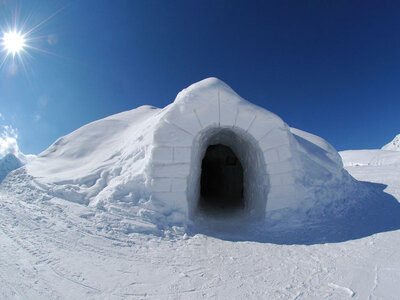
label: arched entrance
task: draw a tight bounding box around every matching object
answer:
[199,144,244,211]
[186,127,269,220]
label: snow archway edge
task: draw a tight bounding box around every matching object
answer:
[187,126,269,218]
[149,78,297,223]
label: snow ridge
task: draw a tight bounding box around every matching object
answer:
[382,134,400,151]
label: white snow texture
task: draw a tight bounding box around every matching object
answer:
[382,134,400,151]
[17,78,362,230]
[0,153,22,183]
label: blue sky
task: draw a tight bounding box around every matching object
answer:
[0,0,399,157]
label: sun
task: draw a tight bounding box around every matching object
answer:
[2,31,26,57]
[1,5,66,71]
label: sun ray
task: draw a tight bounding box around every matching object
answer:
[0,4,68,76]
[0,53,9,69]
[23,6,67,36]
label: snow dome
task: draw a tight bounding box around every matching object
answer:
[24,78,360,227]
[151,78,297,219]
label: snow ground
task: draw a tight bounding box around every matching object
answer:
[1,150,400,299]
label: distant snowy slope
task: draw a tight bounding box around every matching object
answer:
[340,149,400,167]
[382,134,400,151]
[0,153,22,183]
[341,134,400,167]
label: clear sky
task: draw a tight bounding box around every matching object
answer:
[0,0,399,158]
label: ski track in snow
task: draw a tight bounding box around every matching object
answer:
[1,154,400,298]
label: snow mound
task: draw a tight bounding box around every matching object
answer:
[0,153,22,183]
[382,134,400,151]
[3,78,367,233]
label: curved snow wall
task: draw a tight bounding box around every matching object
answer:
[149,78,299,223]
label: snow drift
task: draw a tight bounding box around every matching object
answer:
[5,78,365,231]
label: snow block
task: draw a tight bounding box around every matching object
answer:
[247,115,279,141]
[235,107,256,131]
[151,178,171,192]
[263,148,280,164]
[153,121,193,147]
[171,178,187,192]
[152,163,190,178]
[173,147,191,163]
[219,98,238,127]
[277,145,292,161]
[195,98,219,128]
[152,147,173,163]
[166,110,202,136]
[267,159,295,175]
[258,128,290,151]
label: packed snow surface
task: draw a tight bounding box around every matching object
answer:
[1,147,400,298]
[340,147,400,205]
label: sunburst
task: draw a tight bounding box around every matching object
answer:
[2,30,26,57]
[0,5,67,73]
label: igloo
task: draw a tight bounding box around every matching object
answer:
[25,77,360,227]
[151,78,294,220]
[148,78,357,222]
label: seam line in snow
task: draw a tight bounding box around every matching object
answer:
[218,90,221,127]
[246,115,257,132]
[262,142,290,152]
[257,127,275,142]
[193,109,203,129]
[153,162,191,166]
[233,108,239,128]
[165,120,194,137]
[153,176,189,179]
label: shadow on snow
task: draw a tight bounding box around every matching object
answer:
[187,181,400,245]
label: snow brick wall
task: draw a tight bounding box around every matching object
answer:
[149,78,357,222]
[150,78,299,220]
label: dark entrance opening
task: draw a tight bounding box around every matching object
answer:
[199,144,244,212]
